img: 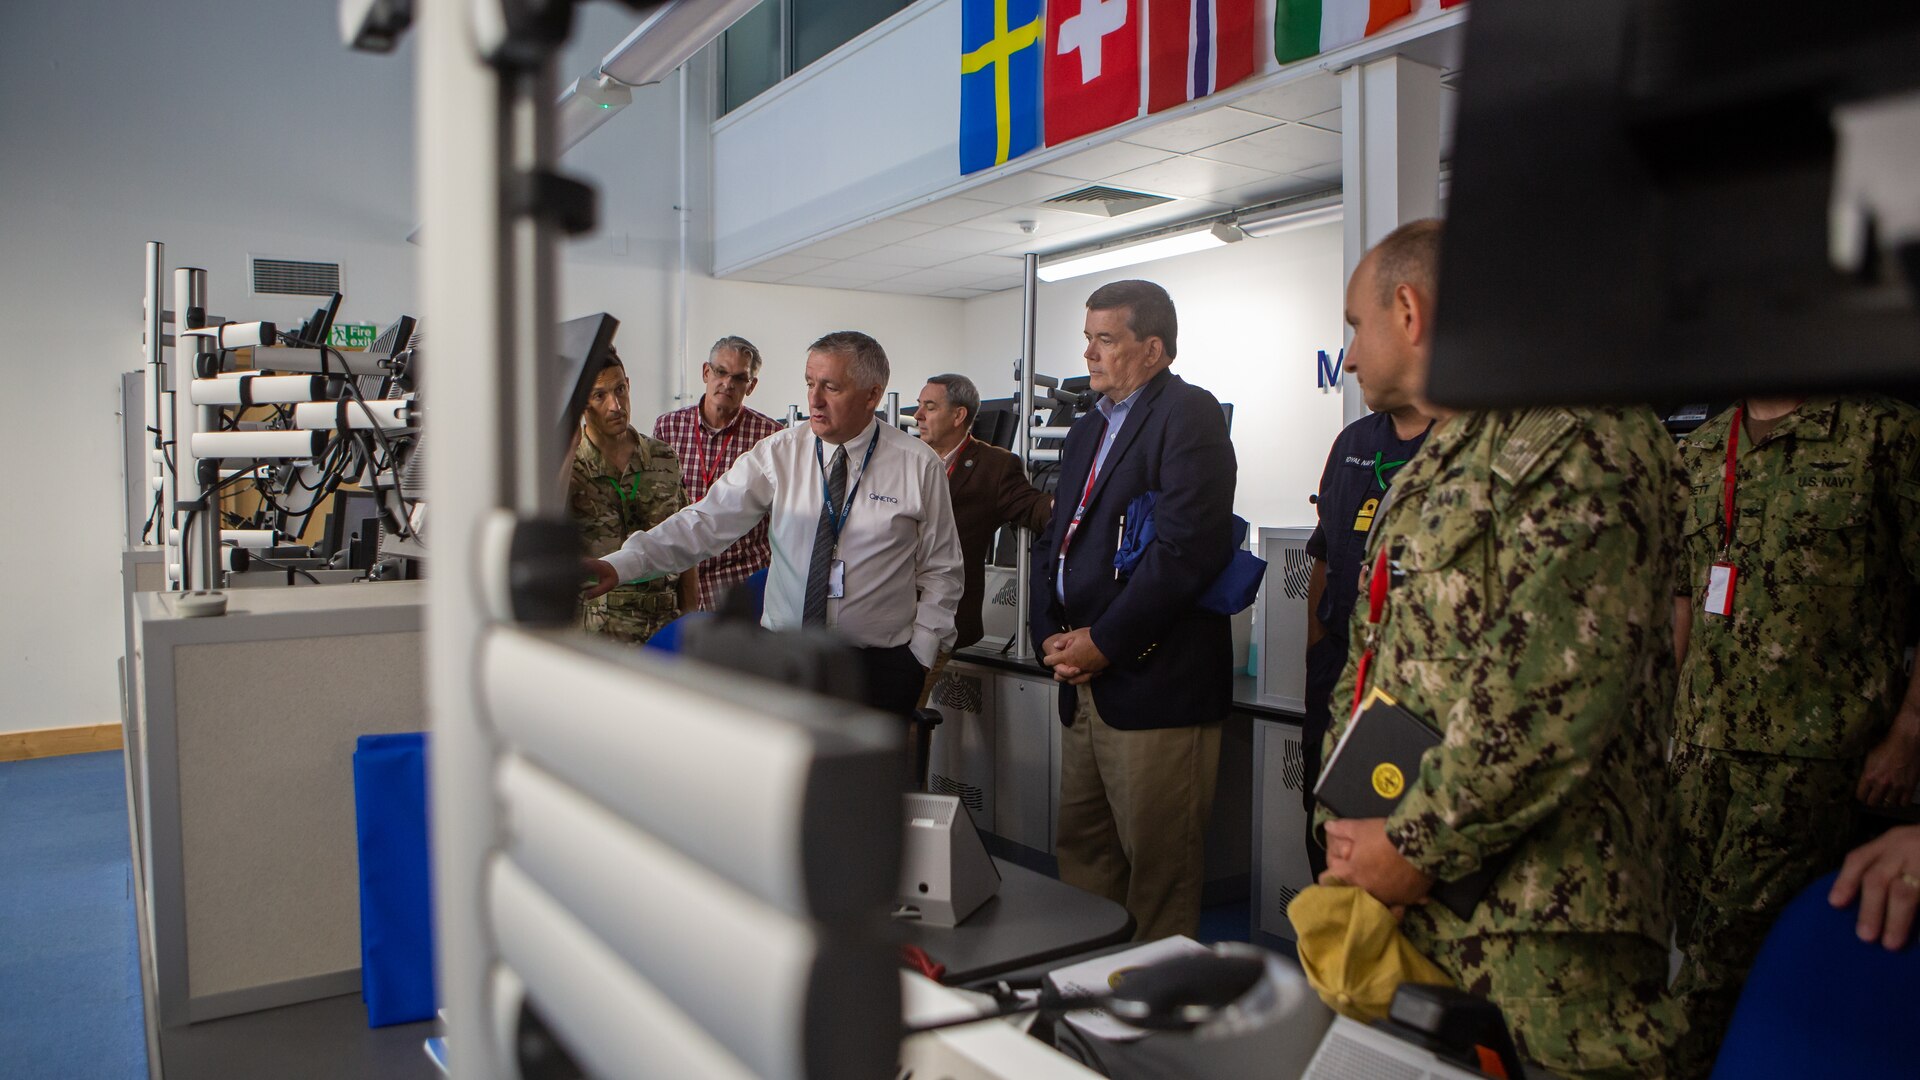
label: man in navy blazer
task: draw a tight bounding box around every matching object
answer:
[1030,279,1237,940]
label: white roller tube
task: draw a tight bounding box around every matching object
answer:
[221,530,277,549]
[1029,448,1062,462]
[497,753,815,1080]
[1030,426,1074,439]
[488,858,756,1080]
[294,398,412,431]
[190,429,326,460]
[177,320,277,350]
[190,374,328,406]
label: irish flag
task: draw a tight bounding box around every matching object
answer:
[1274,0,1443,63]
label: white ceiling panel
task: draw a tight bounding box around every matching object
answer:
[895,226,1010,254]
[1298,107,1342,133]
[754,253,836,276]
[1292,162,1343,186]
[1208,175,1335,211]
[1234,72,1343,122]
[1191,122,1343,175]
[855,245,958,269]
[892,267,991,290]
[964,170,1086,206]
[797,234,883,260]
[837,218,939,246]
[932,287,990,299]
[1102,155,1274,199]
[1036,139,1178,182]
[818,258,915,280]
[941,253,1028,277]
[894,196,1002,225]
[1121,107,1280,154]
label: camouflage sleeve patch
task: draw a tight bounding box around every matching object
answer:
[1492,407,1580,489]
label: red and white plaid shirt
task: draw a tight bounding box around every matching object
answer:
[652,399,783,611]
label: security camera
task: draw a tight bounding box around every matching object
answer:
[340,0,412,52]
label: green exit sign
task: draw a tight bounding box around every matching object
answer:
[328,323,378,350]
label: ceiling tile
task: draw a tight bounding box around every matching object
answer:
[856,245,957,269]
[1292,162,1343,186]
[791,273,885,291]
[754,253,835,275]
[1191,123,1343,175]
[798,234,881,260]
[1234,72,1343,121]
[1121,106,1280,154]
[727,269,790,284]
[933,288,991,299]
[975,274,1027,291]
[821,257,909,279]
[861,278,942,295]
[1298,107,1342,133]
[964,170,1085,206]
[1208,175,1332,212]
[1038,140,1177,181]
[894,267,989,290]
[838,218,938,246]
[895,196,1003,226]
[895,227,1009,255]
[1102,156,1273,199]
[942,253,1027,277]
[965,205,1103,238]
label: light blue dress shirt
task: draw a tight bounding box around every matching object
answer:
[1057,384,1147,605]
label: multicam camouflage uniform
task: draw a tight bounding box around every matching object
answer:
[570,427,688,645]
[1668,396,1920,1079]
[1320,407,1686,1079]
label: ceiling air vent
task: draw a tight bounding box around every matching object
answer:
[1043,185,1175,218]
[250,257,343,297]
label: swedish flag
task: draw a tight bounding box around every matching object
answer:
[960,0,1043,175]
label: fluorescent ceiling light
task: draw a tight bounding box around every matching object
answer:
[557,73,634,152]
[1236,198,1343,238]
[1037,222,1244,282]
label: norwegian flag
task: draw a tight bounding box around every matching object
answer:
[1147,0,1255,114]
[1045,0,1142,146]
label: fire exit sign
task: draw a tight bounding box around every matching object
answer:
[328,323,378,350]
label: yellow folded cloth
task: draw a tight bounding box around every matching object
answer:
[1287,880,1452,1022]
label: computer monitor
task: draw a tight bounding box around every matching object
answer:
[556,312,619,469]
[295,292,343,349]
[325,489,382,568]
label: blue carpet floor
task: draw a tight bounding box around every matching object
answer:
[0,751,148,1080]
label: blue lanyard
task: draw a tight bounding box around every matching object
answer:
[815,432,878,541]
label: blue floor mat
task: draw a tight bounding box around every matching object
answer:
[0,750,148,1080]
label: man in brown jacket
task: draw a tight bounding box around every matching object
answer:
[915,373,1052,699]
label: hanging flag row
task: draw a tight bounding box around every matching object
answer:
[960,0,1462,175]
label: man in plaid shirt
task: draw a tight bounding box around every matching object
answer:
[652,336,783,611]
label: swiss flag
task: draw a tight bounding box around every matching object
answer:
[1147,0,1255,114]
[1045,0,1141,146]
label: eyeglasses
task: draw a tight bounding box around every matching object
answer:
[706,364,754,387]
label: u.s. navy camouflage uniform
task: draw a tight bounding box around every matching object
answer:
[1668,396,1920,1079]
[1320,407,1686,1079]
[570,427,689,644]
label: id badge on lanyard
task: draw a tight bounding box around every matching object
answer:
[1705,406,1743,618]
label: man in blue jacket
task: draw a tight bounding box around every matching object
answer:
[1031,279,1238,940]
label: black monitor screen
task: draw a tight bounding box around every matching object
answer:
[327,490,382,567]
[556,313,620,469]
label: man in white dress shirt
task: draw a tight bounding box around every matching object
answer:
[584,331,964,717]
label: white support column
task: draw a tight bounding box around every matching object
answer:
[1339,56,1443,425]
[419,0,510,1073]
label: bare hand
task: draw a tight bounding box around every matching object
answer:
[1321,818,1433,908]
[582,558,619,601]
[1856,723,1920,809]
[1042,628,1110,685]
[1829,824,1920,950]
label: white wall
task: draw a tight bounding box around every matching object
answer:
[962,222,1349,530]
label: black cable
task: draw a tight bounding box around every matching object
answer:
[246,555,323,586]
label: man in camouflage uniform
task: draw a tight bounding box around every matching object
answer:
[1319,220,1683,1079]
[1668,395,1920,1078]
[569,353,696,644]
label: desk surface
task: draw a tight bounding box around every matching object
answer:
[897,858,1134,984]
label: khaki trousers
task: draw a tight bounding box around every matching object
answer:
[1056,685,1222,941]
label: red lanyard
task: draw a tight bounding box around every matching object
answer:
[1350,546,1393,713]
[1721,406,1743,553]
[701,423,739,491]
[1058,420,1109,557]
[945,436,973,478]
